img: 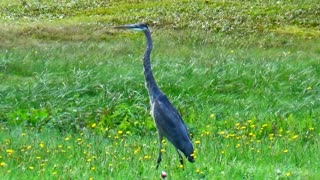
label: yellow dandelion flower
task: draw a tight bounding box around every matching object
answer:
[118,130,123,135]
[262,124,268,128]
[39,143,45,148]
[236,144,240,148]
[309,127,314,131]
[20,133,27,136]
[250,125,255,128]
[134,148,140,154]
[0,162,7,167]
[178,164,184,169]
[65,137,70,141]
[6,149,14,155]
[91,123,96,128]
[29,166,34,170]
[292,135,298,139]
[27,145,32,150]
[235,123,240,127]
[195,140,200,144]
[221,150,225,154]
[160,148,166,153]
[286,172,291,176]
[210,114,215,118]
[196,169,201,173]
[283,149,289,153]
[269,134,274,140]
[52,171,57,175]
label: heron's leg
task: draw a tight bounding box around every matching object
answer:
[156,134,163,169]
[176,149,184,167]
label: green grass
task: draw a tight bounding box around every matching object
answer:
[1,0,320,179]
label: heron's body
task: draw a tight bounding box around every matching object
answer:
[115,23,194,168]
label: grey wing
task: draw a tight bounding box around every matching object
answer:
[152,95,191,148]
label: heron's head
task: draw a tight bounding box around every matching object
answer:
[187,152,195,163]
[114,23,149,31]
[182,142,195,163]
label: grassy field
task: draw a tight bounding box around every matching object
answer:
[1,0,320,179]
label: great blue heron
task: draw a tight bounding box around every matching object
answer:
[115,23,194,169]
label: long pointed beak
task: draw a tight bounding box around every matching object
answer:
[113,23,147,31]
[114,23,142,29]
[114,24,135,29]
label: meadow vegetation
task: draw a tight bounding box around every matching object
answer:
[0,0,319,179]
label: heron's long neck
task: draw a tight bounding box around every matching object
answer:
[143,30,161,102]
